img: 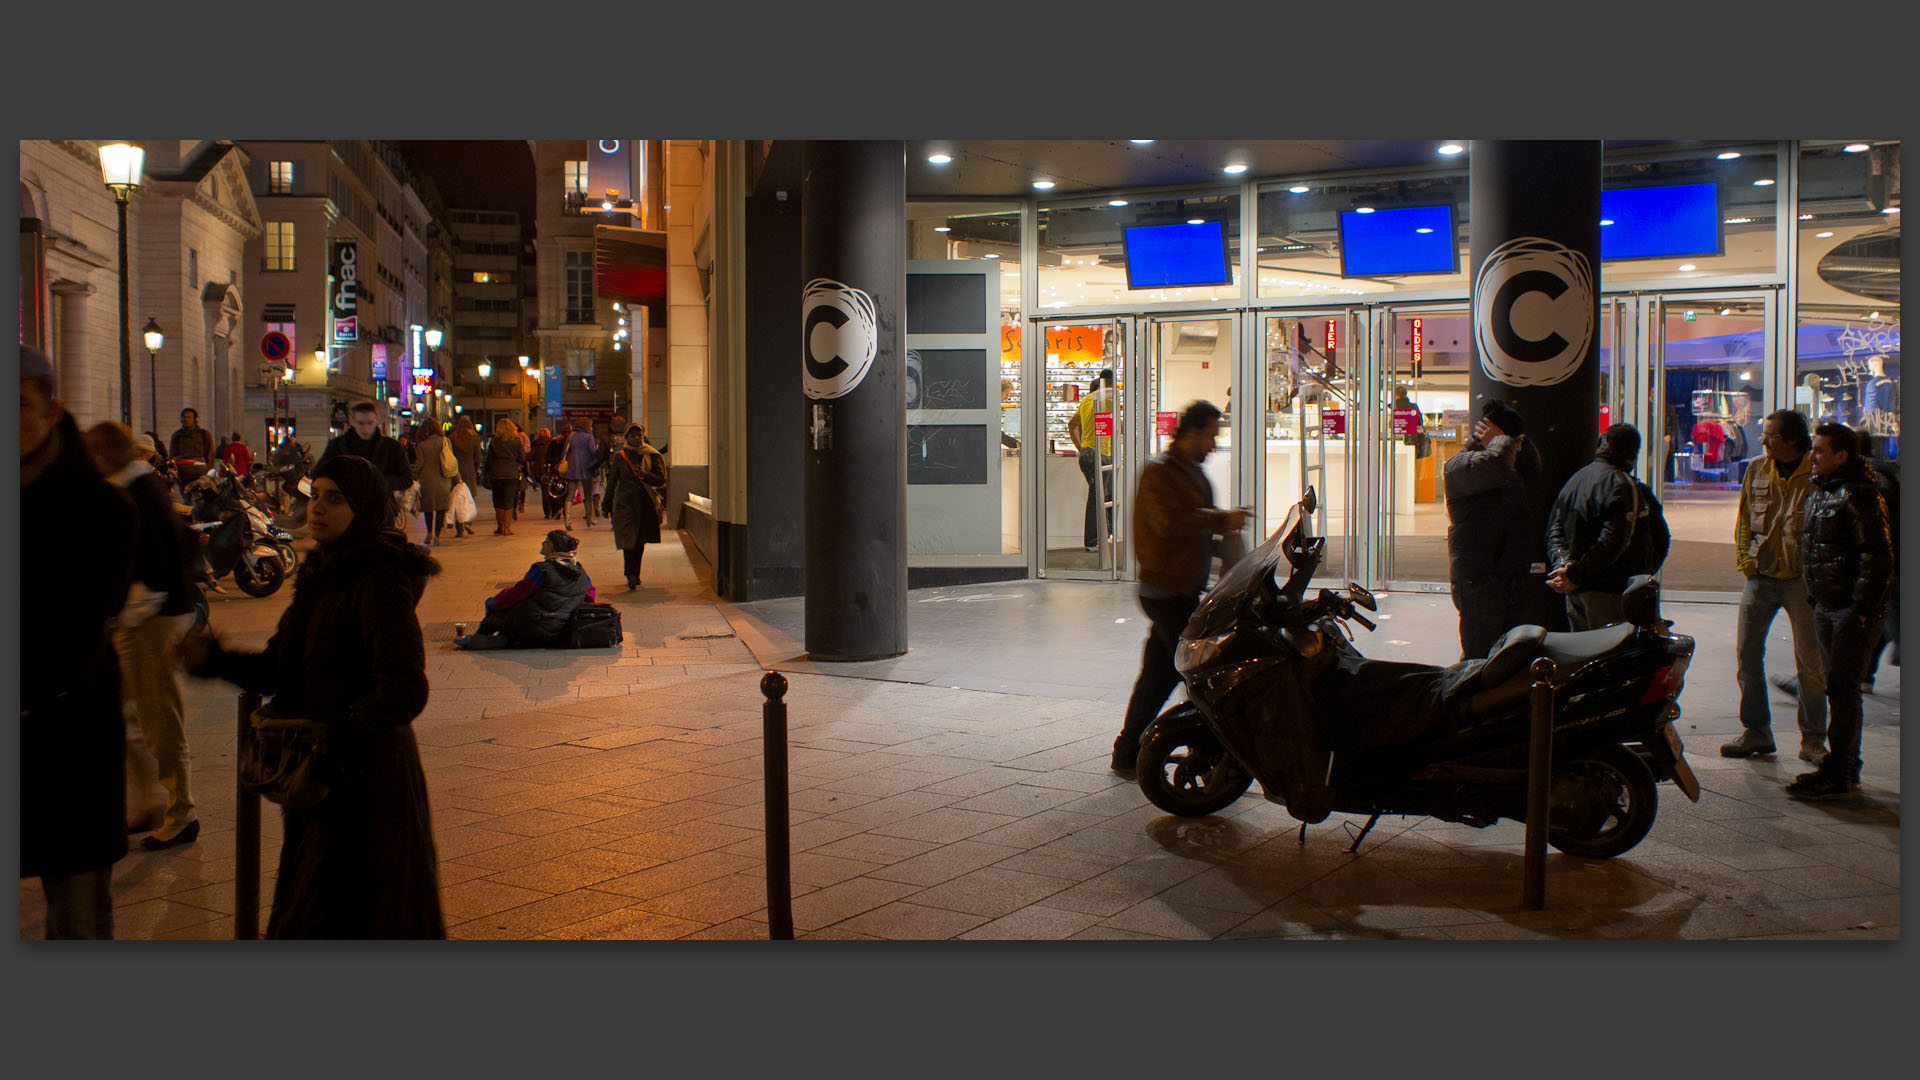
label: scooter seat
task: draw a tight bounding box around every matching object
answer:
[1477,625,1547,688]
[1456,621,1638,725]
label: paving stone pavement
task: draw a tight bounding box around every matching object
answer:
[21,510,1902,941]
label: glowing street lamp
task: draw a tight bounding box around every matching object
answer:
[98,142,145,425]
[141,317,164,437]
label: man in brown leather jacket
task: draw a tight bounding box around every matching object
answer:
[1111,400,1250,778]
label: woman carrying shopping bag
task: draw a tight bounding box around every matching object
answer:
[601,424,667,590]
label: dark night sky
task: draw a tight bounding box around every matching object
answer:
[393,140,536,237]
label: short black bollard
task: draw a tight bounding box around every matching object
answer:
[235,691,262,940]
[1521,657,1556,911]
[761,672,794,940]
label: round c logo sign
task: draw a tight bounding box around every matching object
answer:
[1473,236,1594,387]
[802,278,878,400]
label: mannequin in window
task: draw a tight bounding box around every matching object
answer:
[1691,413,1728,463]
[1860,354,1897,435]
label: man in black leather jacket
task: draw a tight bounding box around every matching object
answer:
[1785,423,1894,800]
[1545,424,1670,630]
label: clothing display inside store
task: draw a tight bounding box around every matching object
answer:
[1677,389,1754,486]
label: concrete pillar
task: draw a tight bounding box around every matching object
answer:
[1469,140,1603,631]
[50,280,96,421]
[801,141,907,660]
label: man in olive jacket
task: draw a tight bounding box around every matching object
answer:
[1110,401,1250,778]
[1784,423,1895,801]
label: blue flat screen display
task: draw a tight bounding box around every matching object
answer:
[1123,222,1233,289]
[1337,205,1458,277]
[1599,183,1721,259]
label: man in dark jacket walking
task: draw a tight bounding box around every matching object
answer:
[1546,424,1670,630]
[1784,423,1895,801]
[316,400,412,504]
[1444,399,1542,659]
[19,346,137,937]
[1110,400,1250,778]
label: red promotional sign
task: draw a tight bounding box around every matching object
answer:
[1410,317,1423,368]
[1321,408,1346,436]
[1156,411,1177,436]
[1324,318,1337,352]
[1391,408,1419,436]
[1092,411,1113,437]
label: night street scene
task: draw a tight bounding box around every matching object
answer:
[19,137,1903,943]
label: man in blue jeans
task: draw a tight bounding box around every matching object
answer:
[1721,410,1827,762]
[1785,423,1894,800]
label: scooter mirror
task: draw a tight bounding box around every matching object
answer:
[1348,584,1376,611]
[1301,486,1317,516]
[297,477,313,498]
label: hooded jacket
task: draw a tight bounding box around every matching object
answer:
[1444,432,1543,580]
[1801,457,1894,619]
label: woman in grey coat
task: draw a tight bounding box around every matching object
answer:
[410,419,454,546]
[448,414,484,538]
[601,424,666,589]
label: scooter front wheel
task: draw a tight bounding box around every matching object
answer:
[1137,707,1253,817]
[233,553,286,598]
[1546,743,1659,859]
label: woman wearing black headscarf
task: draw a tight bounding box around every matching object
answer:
[178,454,446,938]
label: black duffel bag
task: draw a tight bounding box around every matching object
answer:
[570,603,624,647]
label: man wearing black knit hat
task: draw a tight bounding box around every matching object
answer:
[1443,398,1542,659]
[454,528,597,650]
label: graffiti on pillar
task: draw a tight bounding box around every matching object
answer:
[1473,236,1594,387]
[802,277,879,400]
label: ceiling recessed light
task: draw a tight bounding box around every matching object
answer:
[1678,264,1697,272]
[1717,151,1742,160]
[1288,185,1309,193]
[1883,206,1900,214]
[1129,139,1155,145]
[1187,218,1204,225]
[1108,199,1128,207]
[1437,144,1465,156]
[927,153,952,165]
[1800,213,1815,220]
[1724,217,1752,224]
[933,226,951,233]
[1600,219,1615,226]
[1844,143,1870,153]
[1031,180,1054,190]
[1753,178,1775,186]
[1415,227,1433,234]
[1223,163,1248,174]
[1739,371,1752,381]
[1719,308,1732,316]
[984,253,1000,259]
[1816,231,1834,238]
[1355,206,1375,214]
[1871,311,1879,319]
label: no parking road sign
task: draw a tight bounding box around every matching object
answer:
[261,331,291,362]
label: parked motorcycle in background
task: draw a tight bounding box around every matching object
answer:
[1135,487,1700,860]
[181,466,291,598]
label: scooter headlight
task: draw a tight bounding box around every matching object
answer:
[1176,631,1234,675]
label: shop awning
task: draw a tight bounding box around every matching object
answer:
[594,225,668,318]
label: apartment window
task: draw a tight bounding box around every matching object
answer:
[264,221,295,271]
[564,249,594,323]
[565,161,589,196]
[565,347,597,383]
[187,248,198,289]
[268,161,295,194]
[471,271,514,284]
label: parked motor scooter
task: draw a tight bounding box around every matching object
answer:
[1135,487,1700,859]
[182,469,290,598]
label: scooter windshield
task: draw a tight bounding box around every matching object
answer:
[1189,504,1300,637]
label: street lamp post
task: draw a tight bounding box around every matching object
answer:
[141,318,164,439]
[424,326,443,419]
[98,142,146,425]
[477,360,493,435]
[518,355,531,426]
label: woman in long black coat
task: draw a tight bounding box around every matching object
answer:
[180,454,445,938]
[601,424,667,590]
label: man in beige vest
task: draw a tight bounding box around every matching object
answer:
[1721,409,1826,762]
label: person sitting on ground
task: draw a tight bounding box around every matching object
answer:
[454,529,596,650]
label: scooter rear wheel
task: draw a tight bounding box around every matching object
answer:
[1546,743,1659,859]
[1137,708,1254,817]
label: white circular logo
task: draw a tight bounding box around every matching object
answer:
[802,278,878,400]
[1473,236,1594,387]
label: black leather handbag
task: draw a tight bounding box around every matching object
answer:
[240,704,331,809]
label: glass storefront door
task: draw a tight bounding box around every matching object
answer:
[1144,313,1240,515]
[1380,306,1469,588]
[1255,311,1358,582]
[1649,292,1775,594]
[1036,318,1127,577]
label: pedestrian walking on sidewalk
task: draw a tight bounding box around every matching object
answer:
[317,401,412,502]
[602,424,667,589]
[448,414,484,538]
[21,346,138,938]
[1545,423,1669,630]
[1110,401,1251,779]
[85,421,202,850]
[1721,409,1827,762]
[455,529,597,649]
[560,421,600,530]
[1443,398,1542,659]
[178,454,446,938]
[485,416,527,536]
[410,418,454,546]
[1784,423,1894,801]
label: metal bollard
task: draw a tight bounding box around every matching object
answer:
[1521,657,1556,910]
[235,691,262,940]
[761,672,794,940]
